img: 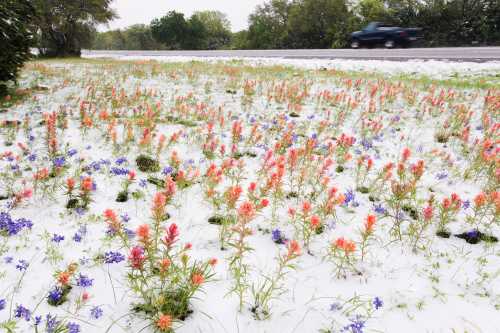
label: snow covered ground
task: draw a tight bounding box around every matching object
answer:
[0,58,499,333]
[83,52,500,79]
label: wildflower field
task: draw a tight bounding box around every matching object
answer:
[0,58,499,333]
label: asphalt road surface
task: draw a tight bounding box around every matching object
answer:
[84,47,500,62]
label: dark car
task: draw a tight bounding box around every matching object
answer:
[350,22,423,49]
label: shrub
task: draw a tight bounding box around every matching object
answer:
[0,0,34,96]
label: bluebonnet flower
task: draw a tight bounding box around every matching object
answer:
[373,297,383,310]
[4,256,13,264]
[90,161,101,171]
[104,251,125,264]
[329,302,342,311]
[343,190,355,206]
[10,164,19,171]
[68,149,77,157]
[14,304,31,321]
[139,179,147,188]
[75,207,86,216]
[16,259,29,271]
[73,233,82,242]
[115,157,127,165]
[342,316,366,333]
[250,117,256,123]
[45,314,60,332]
[462,200,470,210]
[0,212,33,236]
[466,229,479,238]
[360,139,372,150]
[76,274,93,288]
[34,315,42,326]
[271,229,286,244]
[373,203,387,215]
[52,234,65,243]
[0,299,6,311]
[67,322,80,333]
[354,149,362,155]
[53,156,65,168]
[162,166,173,175]
[47,287,63,304]
[90,306,103,319]
[111,167,129,176]
[307,115,315,120]
[29,134,35,142]
[124,228,135,239]
[436,172,448,180]
[120,213,130,223]
[28,153,37,161]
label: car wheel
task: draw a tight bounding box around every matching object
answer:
[351,40,360,49]
[384,39,396,49]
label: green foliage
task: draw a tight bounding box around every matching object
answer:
[151,11,189,50]
[192,11,232,49]
[0,0,35,96]
[33,0,117,57]
[247,0,291,49]
[93,24,163,50]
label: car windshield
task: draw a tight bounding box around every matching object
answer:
[365,22,378,31]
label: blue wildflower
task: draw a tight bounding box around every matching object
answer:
[28,153,37,161]
[52,234,65,243]
[162,166,173,175]
[76,274,93,288]
[0,212,33,236]
[53,156,65,168]
[329,302,342,311]
[104,251,125,264]
[14,304,31,321]
[344,190,355,205]
[67,322,80,333]
[4,256,13,263]
[139,179,147,188]
[271,229,286,244]
[16,259,29,271]
[115,157,127,165]
[68,149,77,157]
[90,306,103,319]
[35,315,42,326]
[373,203,386,215]
[111,167,129,176]
[0,299,6,311]
[373,297,383,310]
[47,287,63,304]
[462,200,470,210]
[73,233,82,242]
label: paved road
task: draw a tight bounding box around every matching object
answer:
[84,47,500,62]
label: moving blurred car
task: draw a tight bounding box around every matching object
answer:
[351,22,423,48]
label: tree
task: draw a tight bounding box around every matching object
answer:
[0,0,35,96]
[33,0,117,57]
[192,11,232,49]
[151,11,189,50]
[356,0,390,25]
[287,0,353,48]
[247,0,291,49]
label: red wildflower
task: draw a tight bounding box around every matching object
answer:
[191,273,205,286]
[238,201,255,220]
[128,246,145,269]
[156,314,172,331]
[365,214,376,233]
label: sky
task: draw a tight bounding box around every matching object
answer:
[100,0,266,32]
